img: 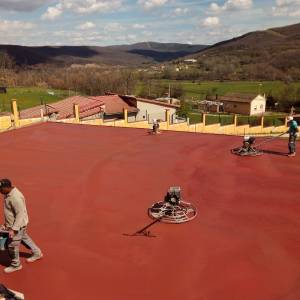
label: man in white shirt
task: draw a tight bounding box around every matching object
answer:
[0,179,43,274]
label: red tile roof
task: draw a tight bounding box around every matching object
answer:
[106,93,180,109]
[20,96,105,120]
[91,95,139,114]
[206,93,260,104]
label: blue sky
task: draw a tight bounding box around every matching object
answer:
[0,0,299,46]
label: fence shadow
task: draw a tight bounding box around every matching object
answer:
[262,149,287,156]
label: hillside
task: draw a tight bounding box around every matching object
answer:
[0,42,207,67]
[184,23,300,81]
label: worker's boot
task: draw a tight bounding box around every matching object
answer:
[26,252,43,263]
[4,265,22,274]
[288,152,296,157]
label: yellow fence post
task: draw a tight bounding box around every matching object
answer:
[40,108,44,121]
[74,104,80,123]
[203,113,206,127]
[233,114,238,134]
[165,109,170,129]
[124,108,128,124]
[11,99,20,128]
[261,115,265,133]
[234,114,238,127]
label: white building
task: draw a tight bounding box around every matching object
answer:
[206,93,267,116]
[121,95,179,122]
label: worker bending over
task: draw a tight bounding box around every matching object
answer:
[152,119,160,134]
[241,136,256,153]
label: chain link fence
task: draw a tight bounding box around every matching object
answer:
[237,116,261,127]
[205,114,235,126]
[263,116,286,127]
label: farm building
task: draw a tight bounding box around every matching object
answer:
[204,93,266,116]
[120,95,179,122]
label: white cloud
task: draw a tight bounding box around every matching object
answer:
[77,21,96,30]
[142,30,153,37]
[202,17,220,27]
[104,22,125,32]
[272,0,300,16]
[42,0,123,20]
[210,0,253,13]
[41,3,63,20]
[0,20,34,31]
[173,7,189,16]
[0,20,36,44]
[0,0,52,12]
[138,0,169,10]
[132,23,145,29]
[62,0,123,14]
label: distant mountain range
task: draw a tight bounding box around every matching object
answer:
[0,42,207,66]
[1,22,299,81]
[184,23,300,80]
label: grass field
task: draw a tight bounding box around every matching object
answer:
[136,80,300,100]
[0,87,75,112]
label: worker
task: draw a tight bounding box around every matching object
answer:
[0,179,43,274]
[152,119,160,134]
[287,116,298,157]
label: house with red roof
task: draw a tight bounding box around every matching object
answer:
[20,96,105,120]
[19,94,180,122]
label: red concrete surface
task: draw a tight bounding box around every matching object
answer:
[1,123,300,300]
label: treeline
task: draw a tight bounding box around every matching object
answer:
[164,50,300,82]
[0,51,138,96]
[0,51,299,112]
[267,84,300,112]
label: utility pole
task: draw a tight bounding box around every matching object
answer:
[258,83,262,95]
[148,80,151,97]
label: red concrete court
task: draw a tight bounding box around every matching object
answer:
[1,123,300,300]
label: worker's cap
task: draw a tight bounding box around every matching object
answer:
[244,136,250,141]
[287,116,294,121]
[0,179,12,188]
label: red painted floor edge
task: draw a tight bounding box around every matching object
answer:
[0,122,299,300]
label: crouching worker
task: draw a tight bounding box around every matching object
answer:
[231,136,261,156]
[242,136,256,153]
[152,119,160,134]
[0,179,43,274]
[287,116,298,157]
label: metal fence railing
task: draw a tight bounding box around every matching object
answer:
[171,115,187,124]
[128,110,148,123]
[188,113,203,125]
[237,116,261,127]
[263,116,286,127]
[147,112,166,123]
[205,114,235,126]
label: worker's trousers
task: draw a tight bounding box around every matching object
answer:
[8,227,41,267]
[289,134,297,154]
